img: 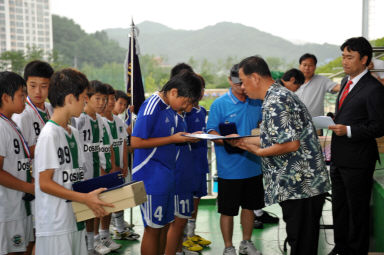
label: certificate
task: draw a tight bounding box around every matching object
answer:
[183,133,258,140]
[312,116,335,129]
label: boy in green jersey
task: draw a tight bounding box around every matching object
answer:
[72,80,111,254]
[34,69,113,255]
[103,85,140,241]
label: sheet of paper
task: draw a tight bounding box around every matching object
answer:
[312,116,335,129]
[183,134,258,140]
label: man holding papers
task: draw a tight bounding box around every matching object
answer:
[328,37,384,255]
[234,55,330,255]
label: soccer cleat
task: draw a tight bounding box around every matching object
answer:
[112,228,140,240]
[101,236,121,251]
[189,235,211,246]
[223,246,237,255]
[239,240,262,255]
[182,239,203,252]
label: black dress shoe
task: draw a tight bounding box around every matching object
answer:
[255,211,279,224]
[328,248,340,255]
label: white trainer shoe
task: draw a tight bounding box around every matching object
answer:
[239,240,262,255]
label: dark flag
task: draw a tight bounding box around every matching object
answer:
[126,21,145,115]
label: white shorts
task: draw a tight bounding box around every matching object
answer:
[36,230,87,255]
[0,218,29,254]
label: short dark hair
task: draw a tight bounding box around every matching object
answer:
[239,56,271,77]
[341,37,372,66]
[88,80,108,98]
[196,74,206,88]
[299,53,317,65]
[49,68,89,108]
[0,71,26,107]
[104,83,115,96]
[170,63,194,78]
[115,90,130,105]
[23,60,54,81]
[282,68,305,85]
[161,70,202,104]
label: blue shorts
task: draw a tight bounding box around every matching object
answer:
[174,193,193,218]
[193,173,208,198]
[140,193,175,228]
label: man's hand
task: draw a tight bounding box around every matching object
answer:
[329,124,347,136]
[84,188,114,218]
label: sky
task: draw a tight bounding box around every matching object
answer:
[51,0,384,46]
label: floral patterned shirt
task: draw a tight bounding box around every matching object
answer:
[260,83,331,205]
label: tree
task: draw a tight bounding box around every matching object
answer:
[0,51,25,74]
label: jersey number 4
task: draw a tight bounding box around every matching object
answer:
[154,206,163,222]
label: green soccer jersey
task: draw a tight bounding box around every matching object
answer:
[104,115,128,169]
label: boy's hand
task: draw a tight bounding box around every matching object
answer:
[84,188,114,218]
[172,132,199,143]
[115,167,128,178]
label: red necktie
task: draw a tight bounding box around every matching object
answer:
[338,80,353,109]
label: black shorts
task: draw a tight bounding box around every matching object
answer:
[217,175,265,216]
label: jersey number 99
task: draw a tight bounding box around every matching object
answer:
[58,146,71,165]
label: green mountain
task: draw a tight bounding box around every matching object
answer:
[52,15,126,67]
[104,21,339,65]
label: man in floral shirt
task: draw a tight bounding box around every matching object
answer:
[233,56,331,255]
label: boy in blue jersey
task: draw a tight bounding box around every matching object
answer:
[168,108,200,255]
[183,75,212,250]
[131,71,202,255]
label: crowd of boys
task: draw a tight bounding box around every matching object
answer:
[0,61,143,255]
[0,61,213,255]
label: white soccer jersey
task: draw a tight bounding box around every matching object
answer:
[12,101,53,147]
[34,121,85,236]
[72,113,104,180]
[104,115,127,169]
[99,118,113,171]
[0,117,31,222]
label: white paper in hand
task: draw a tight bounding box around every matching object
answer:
[312,116,335,129]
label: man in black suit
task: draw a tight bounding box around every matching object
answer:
[329,37,384,254]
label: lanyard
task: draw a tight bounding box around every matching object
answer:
[0,113,31,159]
[26,96,50,125]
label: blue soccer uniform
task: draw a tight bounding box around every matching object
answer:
[132,93,178,227]
[174,113,194,218]
[185,106,209,198]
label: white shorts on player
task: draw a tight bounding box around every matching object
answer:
[0,217,32,254]
[35,230,87,255]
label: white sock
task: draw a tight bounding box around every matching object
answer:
[254,209,263,217]
[100,229,110,239]
[187,219,196,237]
[86,232,94,250]
[114,211,125,232]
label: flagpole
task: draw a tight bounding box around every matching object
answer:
[130,19,134,115]
[129,18,135,229]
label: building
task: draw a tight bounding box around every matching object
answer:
[0,0,53,54]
